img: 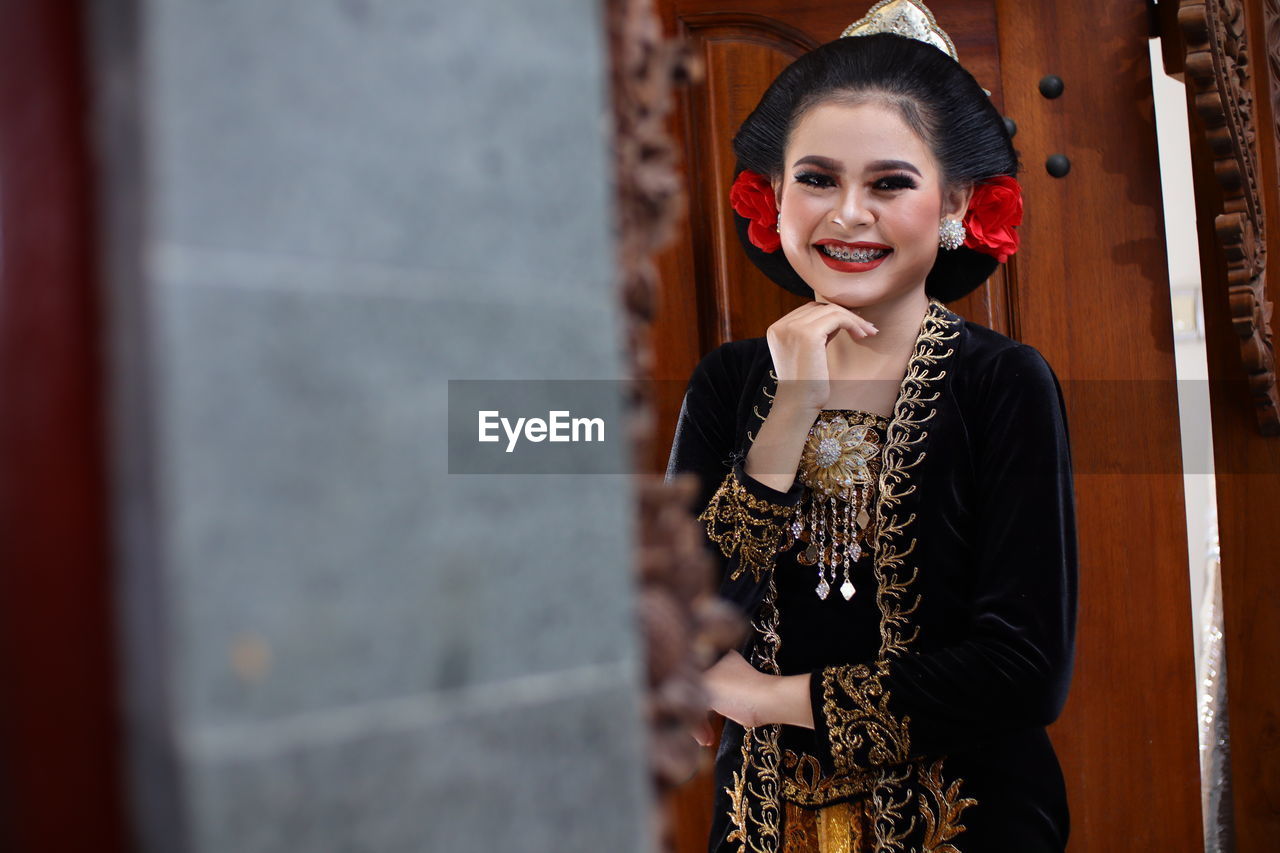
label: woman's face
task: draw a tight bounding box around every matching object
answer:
[773,100,971,311]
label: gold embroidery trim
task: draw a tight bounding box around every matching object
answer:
[781,757,977,853]
[727,723,784,852]
[919,759,978,853]
[872,298,959,661]
[747,370,777,444]
[782,749,876,806]
[868,763,915,852]
[865,301,961,853]
[698,470,796,582]
[820,661,912,774]
[724,575,785,852]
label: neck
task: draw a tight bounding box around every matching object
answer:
[820,288,931,377]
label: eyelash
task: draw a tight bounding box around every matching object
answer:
[794,172,835,189]
[794,171,918,191]
[875,174,919,191]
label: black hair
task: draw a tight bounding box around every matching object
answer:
[731,33,1019,303]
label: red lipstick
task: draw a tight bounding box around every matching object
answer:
[814,240,892,272]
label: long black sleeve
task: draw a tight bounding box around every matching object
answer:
[665,342,804,589]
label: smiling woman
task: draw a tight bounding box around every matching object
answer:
[772,101,971,317]
[665,3,1073,853]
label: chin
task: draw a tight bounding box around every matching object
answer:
[812,276,925,311]
[811,282,889,309]
[817,293,874,310]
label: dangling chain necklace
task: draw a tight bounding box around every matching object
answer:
[791,410,889,600]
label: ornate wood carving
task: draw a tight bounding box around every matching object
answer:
[1267,0,1280,167]
[606,1,746,847]
[1180,0,1279,434]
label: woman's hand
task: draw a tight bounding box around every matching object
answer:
[766,301,878,412]
[692,713,716,748]
[744,302,877,492]
[698,651,817,736]
[703,650,772,730]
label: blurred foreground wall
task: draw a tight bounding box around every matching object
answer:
[88,1,652,850]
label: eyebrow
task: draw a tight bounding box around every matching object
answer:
[792,155,922,177]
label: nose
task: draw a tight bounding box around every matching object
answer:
[832,187,874,229]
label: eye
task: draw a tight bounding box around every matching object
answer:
[794,171,836,189]
[874,174,918,191]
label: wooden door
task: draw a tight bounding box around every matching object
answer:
[649,1,1206,850]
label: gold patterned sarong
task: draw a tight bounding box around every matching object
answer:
[782,799,870,852]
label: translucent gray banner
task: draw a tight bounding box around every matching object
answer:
[447,378,1268,475]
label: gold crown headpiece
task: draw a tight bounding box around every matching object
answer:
[841,0,957,60]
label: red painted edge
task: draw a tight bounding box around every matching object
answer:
[0,1,129,849]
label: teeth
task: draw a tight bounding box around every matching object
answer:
[820,245,889,262]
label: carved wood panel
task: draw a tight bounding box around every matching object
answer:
[606,3,749,850]
[1267,0,1280,161]
[1180,0,1279,434]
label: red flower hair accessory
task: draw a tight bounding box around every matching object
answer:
[962,175,1023,263]
[729,169,781,253]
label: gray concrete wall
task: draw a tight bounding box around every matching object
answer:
[90,2,652,851]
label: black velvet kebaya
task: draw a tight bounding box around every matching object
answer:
[667,298,1078,852]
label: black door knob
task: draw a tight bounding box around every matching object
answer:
[1039,75,1065,99]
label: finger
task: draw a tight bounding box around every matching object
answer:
[778,299,867,332]
[767,303,816,333]
[796,306,873,343]
[815,303,878,337]
[767,305,831,343]
[778,300,832,321]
